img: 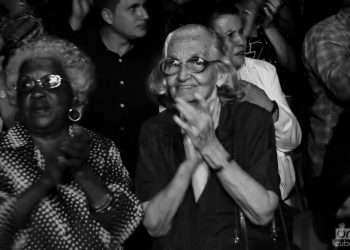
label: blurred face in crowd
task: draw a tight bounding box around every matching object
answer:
[211,13,246,69]
[106,0,149,40]
[163,27,220,102]
[17,58,73,135]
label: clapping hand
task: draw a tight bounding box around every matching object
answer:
[70,0,93,31]
[183,135,202,167]
[59,125,90,176]
[261,0,283,27]
[173,94,217,154]
[42,125,90,185]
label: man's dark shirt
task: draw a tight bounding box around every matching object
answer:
[74,28,158,177]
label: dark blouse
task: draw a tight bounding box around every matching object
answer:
[135,100,280,250]
[0,123,142,250]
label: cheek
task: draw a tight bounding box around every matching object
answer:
[17,93,30,110]
[165,77,176,97]
[165,75,176,88]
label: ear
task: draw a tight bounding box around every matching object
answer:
[71,97,85,115]
[101,7,113,25]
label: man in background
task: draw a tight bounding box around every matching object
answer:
[70,0,158,178]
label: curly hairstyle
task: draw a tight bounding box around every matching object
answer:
[147,24,241,108]
[5,36,95,106]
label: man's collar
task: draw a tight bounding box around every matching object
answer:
[100,28,134,57]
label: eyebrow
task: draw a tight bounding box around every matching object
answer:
[128,3,143,9]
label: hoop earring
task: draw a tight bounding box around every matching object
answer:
[68,108,82,122]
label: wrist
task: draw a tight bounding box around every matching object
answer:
[91,193,113,213]
[263,23,276,31]
[201,139,231,171]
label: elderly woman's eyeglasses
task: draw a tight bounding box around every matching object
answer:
[17,74,64,92]
[160,56,221,76]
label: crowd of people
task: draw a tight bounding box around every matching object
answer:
[0,0,348,249]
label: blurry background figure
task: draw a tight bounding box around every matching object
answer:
[236,0,298,74]
[67,0,158,181]
[235,0,303,110]
[0,36,142,249]
[318,109,350,248]
[0,0,45,132]
[209,0,301,206]
[302,0,350,180]
[0,0,44,57]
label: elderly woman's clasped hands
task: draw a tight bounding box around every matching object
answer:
[44,126,91,185]
[173,94,217,157]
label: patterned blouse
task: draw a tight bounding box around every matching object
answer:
[0,123,143,250]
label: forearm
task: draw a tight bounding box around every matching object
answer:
[274,105,302,152]
[75,169,112,224]
[264,25,297,72]
[143,160,195,237]
[242,0,266,37]
[201,139,279,225]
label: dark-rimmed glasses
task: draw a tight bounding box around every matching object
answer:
[17,74,64,92]
[160,56,222,76]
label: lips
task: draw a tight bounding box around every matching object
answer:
[136,23,147,30]
[234,50,245,56]
[176,84,197,89]
[29,101,51,113]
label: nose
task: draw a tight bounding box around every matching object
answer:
[232,32,246,47]
[30,87,46,99]
[177,64,190,82]
[137,6,149,20]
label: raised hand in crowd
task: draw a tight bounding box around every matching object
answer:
[69,0,94,31]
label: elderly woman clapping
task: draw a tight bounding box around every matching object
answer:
[135,24,280,250]
[0,36,142,250]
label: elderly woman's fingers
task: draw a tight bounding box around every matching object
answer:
[264,2,277,16]
[193,93,208,110]
[173,115,194,134]
[175,98,197,119]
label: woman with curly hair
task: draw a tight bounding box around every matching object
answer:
[0,36,142,250]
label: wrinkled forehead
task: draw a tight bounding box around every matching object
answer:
[164,28,217,60]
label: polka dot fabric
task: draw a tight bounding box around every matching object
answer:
[0,123,143,250]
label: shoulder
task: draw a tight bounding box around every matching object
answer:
[304,14,339,42]
[222,101,273,131]
[243,57,277,76]
[79,125,116,152]
[141,109,178,136]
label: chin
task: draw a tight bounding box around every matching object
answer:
[172,88,197,101]
[134,28,147,38]
[233,58,245,69]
